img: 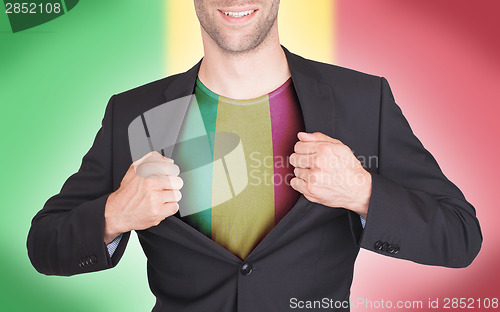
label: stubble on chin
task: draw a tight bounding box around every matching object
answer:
[195,1,280,55]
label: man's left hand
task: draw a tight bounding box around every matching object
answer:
[289,132,372,219]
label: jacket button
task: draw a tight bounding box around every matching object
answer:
[240,263,253,276]
[393,245,400,254]
[381,242,389,252]
[374,241,383,250]
[79,259,87,267]
[89,256,97,265]
[387,244,395,254]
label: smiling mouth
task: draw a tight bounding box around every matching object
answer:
[219,9,257,18]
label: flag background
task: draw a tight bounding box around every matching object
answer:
[0,1,498,311]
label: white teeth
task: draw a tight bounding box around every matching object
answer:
[222,10,255,18]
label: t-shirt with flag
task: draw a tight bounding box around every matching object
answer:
[172,76,305,260]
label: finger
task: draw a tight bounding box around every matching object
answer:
[289,153,315,168]
[161,202,180,217]
[159,176,184,190]
[290,177,313,197]
[125,151,160,179]
[124,153,162,183]
[290,176,305,192]
[135,162,167,178]
[298,132,342,144]
[294,141,329,154]
[142,153,175,165]
[165,163,180,176]
[290,177,319,203]
[136,162,180,178]
[133,151,161,166]
[294,168,324,185]
[148,175,183,191]
[133,151,174,168]
[293,167,311,181]
[158,190,182,203]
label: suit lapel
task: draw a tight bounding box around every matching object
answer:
[282,45,336,136]
[156,46,337,262]
[163,60,201,101]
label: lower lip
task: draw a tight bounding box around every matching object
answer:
[218,10,258,24]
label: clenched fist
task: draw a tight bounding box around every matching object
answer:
[104,151,184,244]
[289,132,372,218]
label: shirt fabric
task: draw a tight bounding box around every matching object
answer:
[174,77,305,260]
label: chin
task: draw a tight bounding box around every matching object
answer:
[219,36,261,54]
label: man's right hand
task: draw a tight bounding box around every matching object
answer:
[103,151,183,244]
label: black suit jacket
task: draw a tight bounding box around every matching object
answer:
[27,46,482,311]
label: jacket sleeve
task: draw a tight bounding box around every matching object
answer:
[27,95,131,276]
[354,77,482,268]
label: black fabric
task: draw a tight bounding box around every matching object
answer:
[27,46,482,311]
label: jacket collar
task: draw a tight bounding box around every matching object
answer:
[163,45,336,137]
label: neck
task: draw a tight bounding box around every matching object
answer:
[197,26,291,100]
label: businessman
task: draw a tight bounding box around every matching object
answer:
[27,1,482,311]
